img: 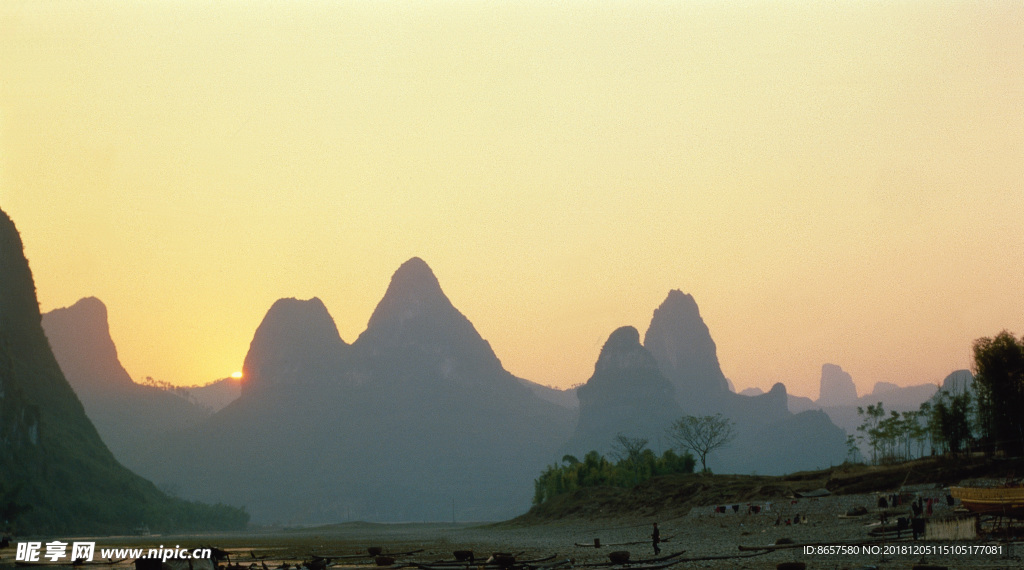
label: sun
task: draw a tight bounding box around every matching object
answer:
[230,371,243,379]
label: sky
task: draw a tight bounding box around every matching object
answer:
[1,1,1021,399]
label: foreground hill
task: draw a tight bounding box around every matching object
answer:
[512,455,1024,524]
[0,208,247,534]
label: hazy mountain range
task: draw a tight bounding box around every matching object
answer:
[784,363,958,436]
[39,255,856,524]
[23,217,956,526]
[560,290,848,474]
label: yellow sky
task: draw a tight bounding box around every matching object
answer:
[2,1,1021,398]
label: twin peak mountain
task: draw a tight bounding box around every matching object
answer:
[47,256,847,524]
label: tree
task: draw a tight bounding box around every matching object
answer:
[856,402,886,464]
[972,331,1024,456]
[530,447,693,505]
[666,414,736,473]
[930,389,973,455]
[845,434,863,464]
[912,402,933,457]
[610,434,649,485]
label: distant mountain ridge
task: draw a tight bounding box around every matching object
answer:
[563,290,847,474]
[786,366,947,437]
[178,376,242,411]
[818,363,858,407]
[42,258,862,523]
[41,297,212,470]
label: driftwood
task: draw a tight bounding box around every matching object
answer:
[523,559,573,570]
[414,560,561,570]
[599,563,677,570]
[575,563,677,570]
[573,536,672,548]
[322,550,424,562]
[575,550,686,567]
[414,554,550,570]
[671,548,770,560]
[421,553,541,568]
[583,554,754,570]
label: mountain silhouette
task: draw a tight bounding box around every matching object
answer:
[644,290,730,407]
[791,370,942,437]
[41,297,211,470]
[241,296,348,396]
[818,363,858,407]
[559,290,846,474]
[563,326,680,455]
[128,258,574,523]
[0,208,246,533]
[648,291,846,473]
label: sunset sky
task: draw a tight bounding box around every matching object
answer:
[2,1,1021,399]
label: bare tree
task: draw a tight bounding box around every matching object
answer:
[610,433,649,484]
[666,414,736,473]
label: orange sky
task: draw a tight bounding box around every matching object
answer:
[2,1,1021,399]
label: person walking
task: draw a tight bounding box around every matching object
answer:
[651,522,661,556]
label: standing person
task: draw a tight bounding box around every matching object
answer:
[651,522,661,556]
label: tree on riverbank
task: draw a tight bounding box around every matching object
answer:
[532,446,694,505]
[665,414,736,473]
[973,331,1024,456]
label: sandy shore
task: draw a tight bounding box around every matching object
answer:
[3,491,1021,570]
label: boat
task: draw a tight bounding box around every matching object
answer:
[950,485,1024,518]
[575,551,686,567]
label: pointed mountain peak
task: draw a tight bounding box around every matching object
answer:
[644,289,729,401]
[650,290,705,328]
[0,209,44,335]
[594,326,651,373]
[258,297,336,331]
[66,295,107,316]
[44,296,110,330]
[355,258,504,382]
[362,258,466,339]
[664,289,699,310]
[818,363,857,406]
[45,296,111,339]
[567,325,679,455]
[242,297,347,394]
[390,257,441,292]
[42,296,131,390]
[364,257,448,331]
[607,325,641,346]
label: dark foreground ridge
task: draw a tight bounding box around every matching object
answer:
[507,455,1024,525]
[0,207,248,535]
